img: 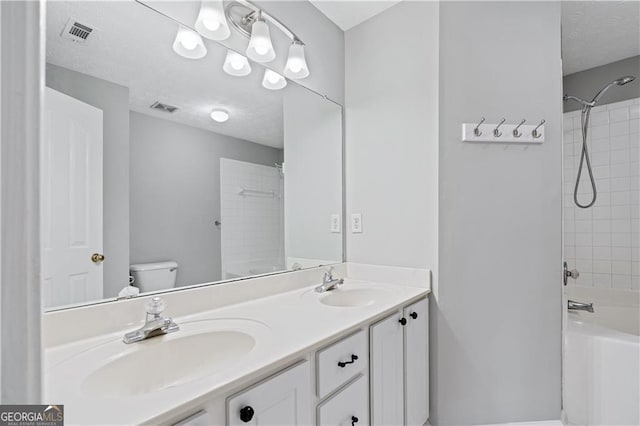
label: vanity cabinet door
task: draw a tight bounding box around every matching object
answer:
[227,361,312,426]
[404,297,429,426]
[370,311,404,426]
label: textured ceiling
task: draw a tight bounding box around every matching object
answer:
[562,1,640,76]
[308,0,402,31]
[46,1,284,148]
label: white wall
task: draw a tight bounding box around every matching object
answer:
[344,1,439,276]
[436,2,562,424]
[564,98,640,290]
[283,84,343,265]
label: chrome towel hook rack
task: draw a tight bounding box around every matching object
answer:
[461,117,545,143]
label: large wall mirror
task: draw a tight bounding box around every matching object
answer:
[43,0,343,310]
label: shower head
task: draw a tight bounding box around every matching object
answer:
[614,75,635,85]
[591,75,636,104]
[564,75,636,108]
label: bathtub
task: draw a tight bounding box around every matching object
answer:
[564,286,640,426]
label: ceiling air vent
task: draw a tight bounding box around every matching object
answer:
[61,19,94,43]
[150,102,179,114]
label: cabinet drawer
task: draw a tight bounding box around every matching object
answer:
[316,329,367,398]
[317,374,368,426]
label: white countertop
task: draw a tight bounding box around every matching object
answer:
[43,264,430,425]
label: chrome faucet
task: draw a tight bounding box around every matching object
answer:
[568,299,594,313]
[123,297,179,344]
[315,267,344,293]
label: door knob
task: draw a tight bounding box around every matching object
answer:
[410,312,418,319]
[399,317,407,326]
[91,253,105,263]
[239,406,254,423]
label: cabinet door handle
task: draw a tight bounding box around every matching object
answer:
[351,416,359,426]
[337,354,358,367]
[410,312,418,319]
[399,317,407,326]
[239,406,254,423]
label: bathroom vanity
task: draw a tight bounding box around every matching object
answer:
[43,264,430,425]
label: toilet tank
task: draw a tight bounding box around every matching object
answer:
[130,261,178,293]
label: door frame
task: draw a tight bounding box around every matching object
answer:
[0,0,44,403]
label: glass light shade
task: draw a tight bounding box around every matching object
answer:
[284,42,309,79]
[210,109,229,122]
[222,50,252,77]
[194,0,230,41]
[246,19,276,63]
[262,69,287,90]
[172,26,207,59]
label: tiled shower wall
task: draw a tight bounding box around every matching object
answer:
[563,98,640,290]
[220,158,284,279]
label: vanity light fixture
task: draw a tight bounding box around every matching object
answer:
[210,109,230,123]
[284,40,309,79]
[223,49,252,77]
[172,26,207,59]
[246,11,276,63]
[225,1,311,79]
[195,0,231,41]
[262,69,287,90]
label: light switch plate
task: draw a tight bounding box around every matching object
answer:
[351,213,362,233]
[331,214,341,233]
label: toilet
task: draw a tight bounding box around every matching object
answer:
[129,261,178,293]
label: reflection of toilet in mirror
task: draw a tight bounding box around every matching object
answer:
[129,262,178,293]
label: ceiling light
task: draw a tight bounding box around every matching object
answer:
[246,12,276,63]
[284,40,309,79]
[195,0,230,41]
[223,50,252,77]
[172,26,207,59]
[210,109,229,123]
[262,69,287,90]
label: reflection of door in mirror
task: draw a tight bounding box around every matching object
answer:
[42,88,104,308]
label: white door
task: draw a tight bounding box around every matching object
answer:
[404,297,429,426]
[42,87,103,308]
[227,361,312,426]
[370,311,405,426]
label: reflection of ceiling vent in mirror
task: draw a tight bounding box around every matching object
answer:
[61,19,94,43]
[150,102,179,113]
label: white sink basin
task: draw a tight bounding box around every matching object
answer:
[83,330,254,397]
[47,318,269,399]
[319,288,390,307]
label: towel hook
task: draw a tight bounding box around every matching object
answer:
[493,118,506,137]
[512,119,526,138]
[532,119,545,138]
[474,117,485,136]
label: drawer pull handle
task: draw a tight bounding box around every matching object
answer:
[410,312,418,319]
[239,406,254,423]
[337,354,358,367]
[399,317,407,326]
[352,416,359,426]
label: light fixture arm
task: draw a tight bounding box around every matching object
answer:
[226,0,306,46]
